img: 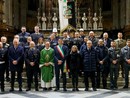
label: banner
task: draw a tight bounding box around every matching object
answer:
[58,0,69,31]
[58,0,76,32]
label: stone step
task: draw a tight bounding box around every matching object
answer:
[4,76,126,88]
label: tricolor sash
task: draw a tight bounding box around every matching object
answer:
[56,45,68,73]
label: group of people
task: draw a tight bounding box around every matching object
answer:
[0,25,130,93]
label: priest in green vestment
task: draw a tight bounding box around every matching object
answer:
[40,41,54,90]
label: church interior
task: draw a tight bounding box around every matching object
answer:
[0,0,130,41]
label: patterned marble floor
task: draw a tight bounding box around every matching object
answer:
[1,88,130,98]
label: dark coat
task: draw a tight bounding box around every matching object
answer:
[68,52,81,70]
[19,32,30,44]
[95,45,108,64]
[121,45,130,66]
[103,38,112,48]
[36,44,45,51]
[25,48,40,71]
[108,47,120,68]
[0,48,7,69]
[31,33,44,44]
[8,45,24,72]
[54,45,69,66]
[80,46,97,72]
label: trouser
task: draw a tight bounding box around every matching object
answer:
[55,65,66,89]
[124,65,130,87]
[5,63,9,79]
[119,61,124,77]
[70,68,79,88]
[110,67,119,87]
[84,71,96,88]
[0,64,5,90]
[10,71,22,89]
[96,67,108,88]
[26,67,38,89]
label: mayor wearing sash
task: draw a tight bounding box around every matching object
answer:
[40,41,54,91]
[54,38,69,91]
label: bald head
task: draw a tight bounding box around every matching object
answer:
[103,32,108,39]
[29,41,35,48]
[98,39,104,46]
[89,31,95,38]
[87,40,92,48]
[1,36,7,43]
[13,39,19,47]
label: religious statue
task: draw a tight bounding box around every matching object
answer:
[82,13,87,30]
[52,13,58,29]
[93,13,98,30]
[41,13,47,30]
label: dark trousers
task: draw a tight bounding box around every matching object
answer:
[84,71,96,88]
[124,65,130,87]
[96,66,108,88]
[10,71,22,89]
[55,65,66,89]
[26,67,38,89]
[110,67,119,88]
[5,63,9,79]
[70,68,78,88]
[0,64,5,90]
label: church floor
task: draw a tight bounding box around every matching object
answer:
[1,88,130,98]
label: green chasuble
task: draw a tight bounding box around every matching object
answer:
[40,48,54,82]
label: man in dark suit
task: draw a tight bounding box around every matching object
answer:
[25,41,40,91]
[8,39,24,92]
[54,38,69,91]
[103,32,112,48]
[31,26,44,44]
[80,40,97,91]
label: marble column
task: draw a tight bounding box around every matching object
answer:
[126,0,130,25]
[13,0,20,29]
[112,0,119,29]
[120,0,126,28]
[20,0,27,26]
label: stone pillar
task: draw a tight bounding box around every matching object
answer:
[13,0,20,29]
[126,0,130,25]
[120,0,126,28]
[112,0,119,29]
[20,0,27,26]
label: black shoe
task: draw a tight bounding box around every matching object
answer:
[26,88,31,91]
[54,88,59,91]
[19,88,22,91]
[63,88,67,91]
[76,88,79,91]
[110,86,114,90]
[123,85,128,89]
[9,88,14,92]
[85,88,88,91]
[35,88,39,91]
[48,87,52,91]
[72,88,75,91]
[6,77,10,82]
[1,89,5,92]
[43,88,47,91]
[93,88,97,91]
